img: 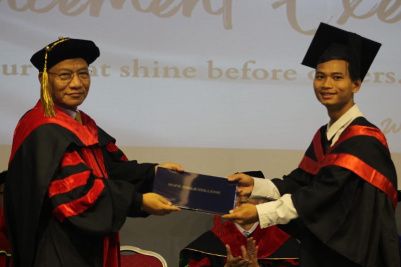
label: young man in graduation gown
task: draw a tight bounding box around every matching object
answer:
[180,172,300,267]
[4,38,183,267]
[223,23,399,267]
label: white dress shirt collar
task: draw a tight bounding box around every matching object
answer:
[234,222,259,237]
[57,106,78,119]
[326,104,363,145]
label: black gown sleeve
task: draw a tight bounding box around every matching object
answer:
[271,168,313,195]
[48,144,156,235]
[101,142,157,216]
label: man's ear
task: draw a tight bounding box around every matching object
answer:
[352,79,361,93]
[38,72,43,83]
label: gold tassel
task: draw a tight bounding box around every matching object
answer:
[40,37,69,117]
[41,46,55,117]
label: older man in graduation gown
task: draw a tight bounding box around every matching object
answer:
[5,38,182,267]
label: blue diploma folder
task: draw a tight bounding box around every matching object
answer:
[153,168,237,214]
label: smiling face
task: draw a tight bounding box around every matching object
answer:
[313,59,361,120]
[43,58,91,110]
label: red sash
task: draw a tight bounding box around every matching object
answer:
[299,125,397,207]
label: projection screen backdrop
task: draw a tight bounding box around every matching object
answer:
[1,0,400,265]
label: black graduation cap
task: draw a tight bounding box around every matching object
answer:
[301,23,381,81]
[30,37,100,71]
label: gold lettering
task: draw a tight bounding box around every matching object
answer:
[20,65,32,76]
[1,64,33,76]
[150,0,192,17]
[182,67,197,78]
[377,0,401,23]
[2,64,18,76]
[271,0,315,35]
[373,72,386,83]
[100,64,111,77]
[338,0,401,25]
[182,0,201,16]
[8,0,58,12]
[202,0,233,29]
[338,0,378,24]
[381,118,401,134]
[385,72,396,83]
[4,0,401,30]
[271,0,401,34]
[7,0,31,11]
[6,0,98,14]
[283,69,296,80]
[5,0,232,29]
[90,64,111,77]
[119,59,196,78]
[128,0,152,12]
[208,59,297,81]
[120,65,130,77]
[128,0,176,14]
[58,0,91,16]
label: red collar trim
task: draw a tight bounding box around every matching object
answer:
[10,101,99,162]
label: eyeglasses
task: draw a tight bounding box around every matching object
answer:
[48,69,91,82]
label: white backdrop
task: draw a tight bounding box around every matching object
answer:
[1,0,400,265]
[1,0,401,151]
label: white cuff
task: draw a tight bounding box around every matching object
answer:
[256,194,298,228]
[251,178,281,200]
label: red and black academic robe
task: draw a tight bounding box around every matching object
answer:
[0,171,12,267]
[4,101,156,267]
[273,117,399,267]
[179,216,300,267]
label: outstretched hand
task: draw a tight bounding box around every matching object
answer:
[222,203,259,225]
[227,173,255,198]
[141,192,180,215]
